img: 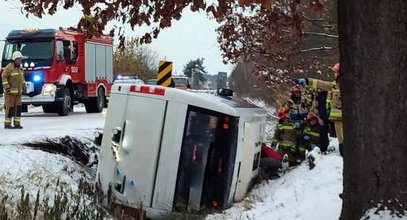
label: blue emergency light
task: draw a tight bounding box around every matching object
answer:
[32,73,43,83]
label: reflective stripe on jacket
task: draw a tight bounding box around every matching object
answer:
[2,63,25,95]
[310,78,342,121]
[272,120,299,149]
[299,124,321,150]
[284,99,311,122]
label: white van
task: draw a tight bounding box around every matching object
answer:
[96,84,267,217]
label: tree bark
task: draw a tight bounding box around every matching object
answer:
[338,0,407,219]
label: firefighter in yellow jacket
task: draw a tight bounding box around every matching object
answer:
[298,112,321,160]
[295,63,343,156]
[272,107,300,167]
[284,85,312,125]
[2,51,25,129]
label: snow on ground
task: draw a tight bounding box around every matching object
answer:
[207,139,343,220]
[0,105,105,210]
[0,105,105,145]
[0,145,92,198]
[363,206,407,220]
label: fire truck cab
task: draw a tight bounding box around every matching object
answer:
[96,84,267,217]
[172,76,190,90]
[0,28,113,116]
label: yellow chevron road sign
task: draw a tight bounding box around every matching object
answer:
[157,61,174,87]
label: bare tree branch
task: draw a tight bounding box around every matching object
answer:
[298,46,334,53]
[245,42,275,55]
[300,13,337,28]
[280,30,337,38]
[300,13,324,22]
[303,32,338,38]
[319,24,337,28]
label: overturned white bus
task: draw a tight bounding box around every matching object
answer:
[96,84,267,217]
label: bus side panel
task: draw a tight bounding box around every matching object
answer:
[97,92,129,195]
[115,96,167,206]
[152,102,188,211]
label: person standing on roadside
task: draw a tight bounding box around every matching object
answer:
[2,51,25,129]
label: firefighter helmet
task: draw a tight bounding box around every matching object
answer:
[290,85,301,95]
[307,112,318,121]
[12,51,23,61]
[332,63,340,78]
[277,107,289,119]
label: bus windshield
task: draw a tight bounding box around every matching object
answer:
[2,40,54,61]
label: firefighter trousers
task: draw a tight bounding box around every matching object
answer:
[334,120,344,144]
[4,93,22,126]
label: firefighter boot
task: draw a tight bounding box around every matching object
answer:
[339,144,344,157]
[4,106,14,129]
[13,105,23,129]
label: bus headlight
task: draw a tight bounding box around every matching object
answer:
[43,84,56,95]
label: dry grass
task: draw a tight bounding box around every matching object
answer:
[0,178,107,220]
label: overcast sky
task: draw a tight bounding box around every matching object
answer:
[0,1,233,75]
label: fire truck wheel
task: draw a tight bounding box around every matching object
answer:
[58,87,72,116]
[85,87,105,113]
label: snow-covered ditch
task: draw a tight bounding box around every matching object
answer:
[0,144,93,197]
[0,106,107,218]
[0,135,106,218]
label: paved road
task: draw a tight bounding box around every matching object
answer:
[0,105,105,145]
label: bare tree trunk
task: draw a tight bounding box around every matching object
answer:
[338,0,407,219]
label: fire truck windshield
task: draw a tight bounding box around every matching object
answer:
[2,40,54,61]
[173,78,188,86]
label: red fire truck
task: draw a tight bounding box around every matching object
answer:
[1,28,114,116]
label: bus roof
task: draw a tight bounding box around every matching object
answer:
[111,84,267,117]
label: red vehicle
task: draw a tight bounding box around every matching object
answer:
[172,76,191,90]
[0,28,113,116]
